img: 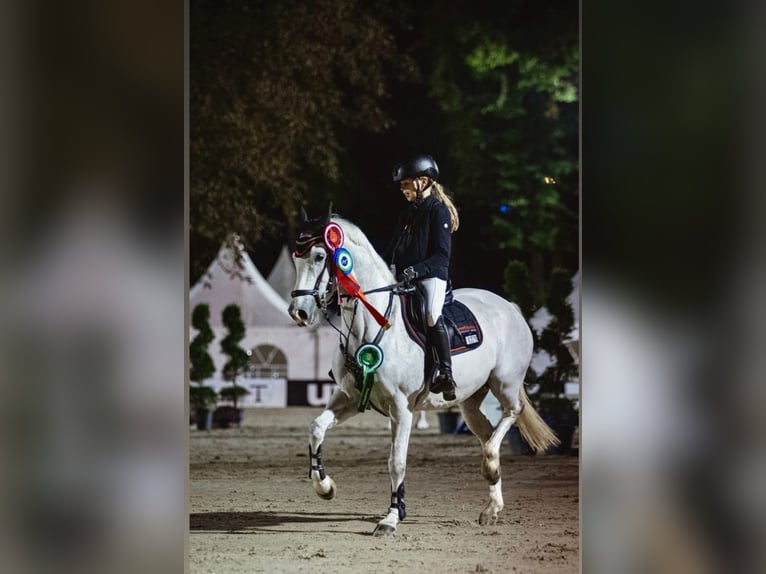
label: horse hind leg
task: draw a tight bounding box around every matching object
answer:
[466,371,529,525]
[458,385,511,526]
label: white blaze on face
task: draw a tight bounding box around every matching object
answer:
[288,246,329,326]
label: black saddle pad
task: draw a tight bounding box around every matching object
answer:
[401,284,483,355]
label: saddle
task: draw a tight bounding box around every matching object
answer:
[401,281,483,357]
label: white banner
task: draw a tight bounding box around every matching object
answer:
[240,378,287,407]
[210,378,287,408]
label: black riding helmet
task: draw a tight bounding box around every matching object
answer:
[392,154,439,182]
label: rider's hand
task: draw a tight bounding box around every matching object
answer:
[399,266,418,283]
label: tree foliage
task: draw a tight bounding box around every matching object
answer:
[426,1,578,286]
[191,0,415,277]
[502,259,537,319]
[190,1,578,294]
[536,268,577,398]
[190,303,216,384]
[218,385,250,409]
[190,385,218,411]
[220,304,250,384]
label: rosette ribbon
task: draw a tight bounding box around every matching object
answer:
[323,222,391,330]
[355,343,383,411]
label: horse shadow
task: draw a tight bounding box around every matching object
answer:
[190,511,378,535]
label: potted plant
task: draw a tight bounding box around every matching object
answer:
[190,303,217,430]
[190,385,218,430]
[216,385,250,428]
[217,304,251,428]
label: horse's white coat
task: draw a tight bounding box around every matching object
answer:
[289,217,558,535]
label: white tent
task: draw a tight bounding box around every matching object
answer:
[266,245,297,303]
[190,237,294,327]
[190,237,338,407]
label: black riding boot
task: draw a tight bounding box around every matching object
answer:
[429,317,457,401]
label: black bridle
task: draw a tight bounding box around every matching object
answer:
[290,251,337,312]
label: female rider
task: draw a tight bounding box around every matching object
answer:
[382,154,460,401]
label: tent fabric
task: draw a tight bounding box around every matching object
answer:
[528,271,580,375]
[529,271,579,335]
[190,238,295,327]
[266,245,297,303]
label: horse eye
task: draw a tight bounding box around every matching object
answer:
[314,253,325,263]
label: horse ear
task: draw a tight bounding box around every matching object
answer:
[300,206,308,222]
[327,202,333,219]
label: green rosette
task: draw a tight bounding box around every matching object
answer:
[355,343,383,411]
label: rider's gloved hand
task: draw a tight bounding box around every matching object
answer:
[399,266,418,283]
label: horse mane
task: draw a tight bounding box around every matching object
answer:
[331,215,392,279]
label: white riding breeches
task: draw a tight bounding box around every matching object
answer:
[420,277,447,327]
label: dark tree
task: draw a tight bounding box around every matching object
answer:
[219,304,250,408]
[190,303,216,384]
[426,0,579,291]
[190,0,415,280]
[502,259,538,320]
[190,303,218,425]
[536,268,577,399]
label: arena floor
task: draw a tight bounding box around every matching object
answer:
[189,407,579,573]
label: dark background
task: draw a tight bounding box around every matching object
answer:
[190,0,579,299]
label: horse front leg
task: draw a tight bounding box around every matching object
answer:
[373,402,413,536]
[309,387,359,500]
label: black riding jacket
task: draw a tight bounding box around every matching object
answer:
[382,195,452,281]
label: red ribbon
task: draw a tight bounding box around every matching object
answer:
[335,269,391,330]
[322,222,390,330]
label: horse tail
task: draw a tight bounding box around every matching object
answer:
[516,386,561,453]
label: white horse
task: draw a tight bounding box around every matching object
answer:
[288,214,559,536]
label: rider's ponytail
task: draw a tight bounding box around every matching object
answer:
[431,182,460,232]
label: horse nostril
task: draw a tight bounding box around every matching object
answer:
[297,309,309,321]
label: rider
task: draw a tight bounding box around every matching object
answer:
[382,154,460,401]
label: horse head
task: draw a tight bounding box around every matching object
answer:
[288,206,335,326]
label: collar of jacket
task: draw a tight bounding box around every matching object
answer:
[411,194,436,209]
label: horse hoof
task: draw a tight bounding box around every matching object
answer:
[317,484,335,500]
[478,511,497,526]
[372,524,396,537]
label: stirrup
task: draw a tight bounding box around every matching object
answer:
[432,372,456,400]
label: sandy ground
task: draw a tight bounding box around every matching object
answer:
[189,408,580,573]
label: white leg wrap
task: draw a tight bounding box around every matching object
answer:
[373,508,400,536]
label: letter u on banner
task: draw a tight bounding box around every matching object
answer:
[307,383,335,406]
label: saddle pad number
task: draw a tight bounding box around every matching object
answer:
[465,334,479,345]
